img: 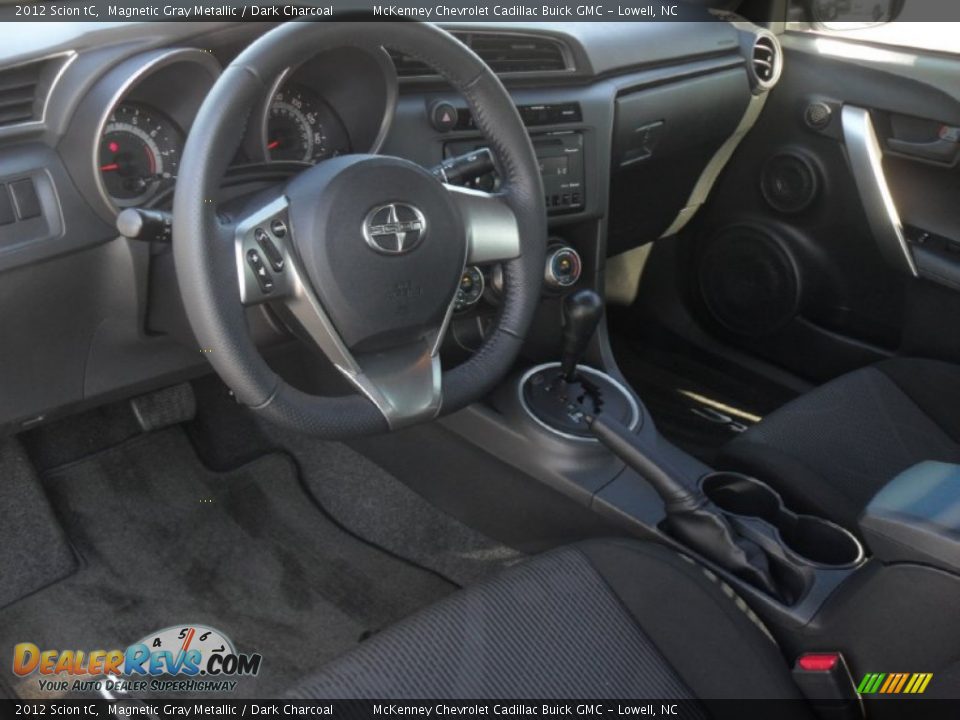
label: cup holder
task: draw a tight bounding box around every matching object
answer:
[702,473,864,569]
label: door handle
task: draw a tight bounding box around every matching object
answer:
[841,105,917,276]
[887,136,959,164]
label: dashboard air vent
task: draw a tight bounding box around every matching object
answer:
[389,32,570,78]
[389,52,432,78]
[751,35,780,86]
[0,55,69,128]
[468,34,568,74]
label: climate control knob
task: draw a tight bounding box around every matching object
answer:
[544,245,582,290]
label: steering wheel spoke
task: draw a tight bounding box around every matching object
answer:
[447,185,522,265]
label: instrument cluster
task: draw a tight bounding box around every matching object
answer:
[94,45,396,211]
[265,83,351,164]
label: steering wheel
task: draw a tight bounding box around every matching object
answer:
[173,22,546,438]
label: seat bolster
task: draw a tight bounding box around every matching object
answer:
[578,540,806,704]
[720,365,960,531]
[289,542,697,700]
[876,357,960,443]
[289,539,810,710]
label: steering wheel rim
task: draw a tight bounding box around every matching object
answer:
[173,21,546,438]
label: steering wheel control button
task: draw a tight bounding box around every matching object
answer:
[430,101,459,132]
[246,249,274,294]
[270,218,287,238]
[544,245,582,290]
[454,266,485,311]
[255,228,285,272]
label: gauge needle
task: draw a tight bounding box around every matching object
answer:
[100,163,120,172]
[267,140,280,150]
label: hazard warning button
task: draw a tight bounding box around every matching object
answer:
[430,101,459,132]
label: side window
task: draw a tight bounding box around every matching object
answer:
[786,1,960,55]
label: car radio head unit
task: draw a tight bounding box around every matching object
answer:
[445,131,585,214]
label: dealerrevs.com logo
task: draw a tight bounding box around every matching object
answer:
[12,624,262,694]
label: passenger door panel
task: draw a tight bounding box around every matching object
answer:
[665,30,960,383]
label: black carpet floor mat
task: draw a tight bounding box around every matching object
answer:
[260,423,524,587]
[0,428,455,699]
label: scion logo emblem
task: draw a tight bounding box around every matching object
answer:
[363,203,427,254]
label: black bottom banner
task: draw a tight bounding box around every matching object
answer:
[4,699,960,720]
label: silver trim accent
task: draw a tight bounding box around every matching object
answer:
[544,245,582,289]
[260,46,397,160]
[749,32,783,91]
[0,51,76,138]
[90,48,221,216]
[235,195,458,429]
[518,362,642,443]
[841,105,917,276]
[447,185,521,265]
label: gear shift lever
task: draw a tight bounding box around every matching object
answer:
[588,413,781,599]
[561,289,604,381]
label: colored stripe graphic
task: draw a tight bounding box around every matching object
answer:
[879,674,896,694]
[857,672,932,694]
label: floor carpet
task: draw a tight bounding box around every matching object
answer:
[260,423,524,587]
[0,428,456,699]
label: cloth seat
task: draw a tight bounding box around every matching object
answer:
[290,539,809,710]
[720,358,960,533]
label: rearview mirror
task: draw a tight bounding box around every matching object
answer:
[808,0,905,28]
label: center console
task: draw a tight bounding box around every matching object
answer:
[439,284,960,685]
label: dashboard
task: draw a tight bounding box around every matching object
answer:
[0,15,778,432]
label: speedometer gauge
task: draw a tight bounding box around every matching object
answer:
[99,103,182,207]
[266,84,350,164]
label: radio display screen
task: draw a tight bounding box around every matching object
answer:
[538,156,569,177]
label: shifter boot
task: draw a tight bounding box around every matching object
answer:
[664,501,782,600]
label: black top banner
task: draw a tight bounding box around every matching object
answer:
[3,0,960,22]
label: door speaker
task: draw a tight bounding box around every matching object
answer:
[698,224,801,338]
[760,151,819,214]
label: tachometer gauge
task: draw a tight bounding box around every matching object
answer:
[99,103,182,207]
[266,84,350,164]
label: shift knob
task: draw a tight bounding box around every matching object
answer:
[561,289,604,381]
